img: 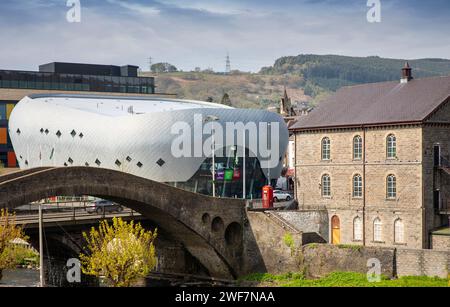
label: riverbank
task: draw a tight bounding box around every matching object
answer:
[238,272,449,287]
[0,269,39,287]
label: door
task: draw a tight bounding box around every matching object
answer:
[331,215,340,245]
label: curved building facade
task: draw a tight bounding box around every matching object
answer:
[9,94,289,199]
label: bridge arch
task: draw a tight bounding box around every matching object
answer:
[0,167,246,279]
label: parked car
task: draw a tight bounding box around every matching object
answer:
[273,190,292,202]
[88,200,124,214]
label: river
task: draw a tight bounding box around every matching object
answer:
[0,269,40,287]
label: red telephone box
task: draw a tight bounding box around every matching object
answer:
[262,185,274,209]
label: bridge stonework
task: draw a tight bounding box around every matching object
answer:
[0,167,247,279]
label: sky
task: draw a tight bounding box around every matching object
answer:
[1,0,450,72]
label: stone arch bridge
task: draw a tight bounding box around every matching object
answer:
[0,167,252,279]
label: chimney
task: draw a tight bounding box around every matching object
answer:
[401,62,413,83]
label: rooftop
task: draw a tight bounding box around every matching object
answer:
[291,75,450,130]
[432,227,450,236]
[26,94,232,117]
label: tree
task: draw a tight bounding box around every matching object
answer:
[221,93,232,106]
[80,217,157,287]
[151,62,178,73]
[0,209,26,281]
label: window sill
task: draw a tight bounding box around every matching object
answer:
[393,242,407,246]
[322,196,332,199]
[352,197,363,200]
[385,198,397,202]
[352,240,363,243]
[371,241,385,244]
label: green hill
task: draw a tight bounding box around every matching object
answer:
[260,54,450,94]
[142,55,450,109]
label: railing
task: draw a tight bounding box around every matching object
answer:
[12,203,141,226]
[439,199,450,214]
[439,156,450,168]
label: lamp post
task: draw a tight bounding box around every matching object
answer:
[267,122,271,186]
[243,131,246,199]
[39,203,45,287]
[205,115,220,198]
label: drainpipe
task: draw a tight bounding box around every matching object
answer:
[362,126,367,246]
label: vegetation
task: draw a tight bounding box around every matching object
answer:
[0,209,27,280]
[260,54,450,92]
[240,271,449,287]
[80,217,158,287]
[144,55,450,110]
[143,71,309,109]
[151,62,178,73]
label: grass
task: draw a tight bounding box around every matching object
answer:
[239,272,449,287]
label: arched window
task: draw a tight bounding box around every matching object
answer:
[387,134,397,159]
[353,216,363,241]
[322,174,331,197]
[321,137,331,160]
[353,174,363,198]
[373,218,383,242]
[387,175,397,199]
[394,219,404,244]
[353,135,363,160]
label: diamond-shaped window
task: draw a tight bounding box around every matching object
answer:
[85,162,90,167]
[156,158,166,167]
[68,157,74,164]
[95,159,101,166]
[115,160,122,167]
[45,129,49,135]
[56,130,62,138]
[126,156,132,162]
[40,128,44,134]
[79,133,84,138]
[16,129,21,135]
[71,130,77,137]
[137,162,143,168]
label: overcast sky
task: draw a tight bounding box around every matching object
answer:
[1,0,449,72]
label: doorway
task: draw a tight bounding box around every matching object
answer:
[331,215,340,245]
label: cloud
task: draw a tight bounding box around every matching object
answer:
[106,0,160,16]
[0,0,449,73]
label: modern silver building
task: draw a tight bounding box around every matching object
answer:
[9,94,289,199]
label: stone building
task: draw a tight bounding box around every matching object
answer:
[290,64,450,249]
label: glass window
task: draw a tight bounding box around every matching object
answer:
[322,174,331,197]
[0,104,6,120]
[0,127,7,144]
[353,216,363,241]
[353,135,363,160]
[6,104,15,120]
[353,174,363,198]
[394,219,404,243]
[387,134,396,159]
[321,137,330,160]
[373,218,382,242]
[387,175,397,199]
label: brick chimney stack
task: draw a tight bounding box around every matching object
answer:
[401,62,413,83]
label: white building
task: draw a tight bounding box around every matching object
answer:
[9,94,289,199]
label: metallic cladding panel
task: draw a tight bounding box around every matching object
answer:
[9,96,289,183]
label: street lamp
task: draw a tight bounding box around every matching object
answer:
[267,122,271,186]
[205,115,220,198]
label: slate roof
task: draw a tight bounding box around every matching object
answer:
[290,75,450,130]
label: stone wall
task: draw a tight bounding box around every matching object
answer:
[242,211,302,275]
[294,125,428,249]
[431,234,450,251]
[300,244,396,278]
[396,248,450,278]
[274,210,329,242]
[299,244,450,279]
